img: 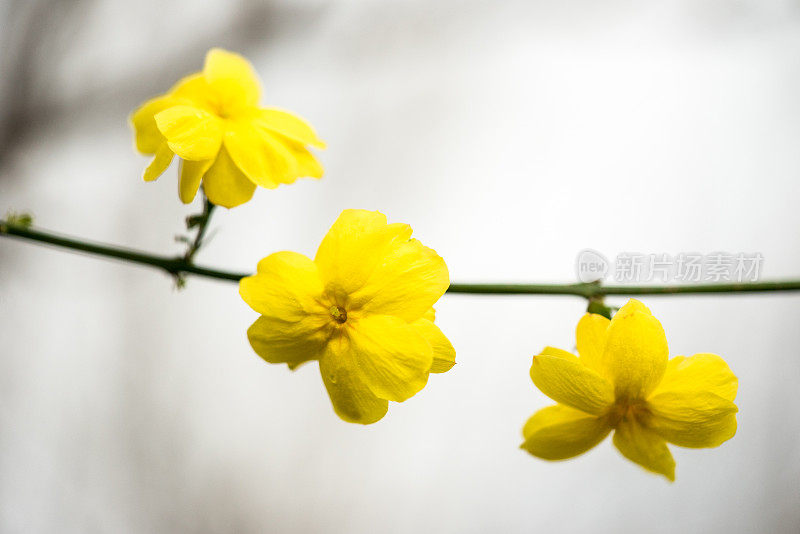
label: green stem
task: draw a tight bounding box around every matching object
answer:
[2,219,800,297]
[0,220,242,282]
[446,281,800,297]
[184,197,215,263]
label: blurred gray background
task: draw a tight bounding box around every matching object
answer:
[1,0,799,532]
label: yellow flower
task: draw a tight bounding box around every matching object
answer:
[239,209,455,424]
[131,48,325,208]
[521,299,738,481]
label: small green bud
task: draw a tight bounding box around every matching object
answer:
[586,297,612,319]
[5,211,34,229]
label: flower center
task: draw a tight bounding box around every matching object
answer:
[207,92,244,120]
[329,305,348,324]
[607,399,649,428]
[213,101,237,119]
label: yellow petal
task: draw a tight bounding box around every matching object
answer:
[255,108,326,148]
[652,353,738,402]
[411,318,455,373]
[155,105,223,161]
[280,138,324,181]
[576,313,610,371]
[612,418,675,481]
[602,299,668,399]
[619,299,652,315]
[239,251,329,368]
[314,209,413,296]
[239,251,325,318]
[131,95,175,154]
[240,251,328,369]
[520,404,610,460]
[352,237,449,322]
[647,391,738,448]
[319,338,388,424]
[131,74,215,156]
[539,346,579,361]
[423,308,436,322]
[203,48,261,108]
[348,314,433,402]
[247,315,326,370]
[223,123,289,188]
[143,143,173,182]
[178,159,212,204]
[529,354,615,415]
[169,73,212,106]
[202,146,257,208]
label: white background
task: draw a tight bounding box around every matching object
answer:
[1,1,799,532]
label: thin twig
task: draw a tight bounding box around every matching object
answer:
[2,220,800,297]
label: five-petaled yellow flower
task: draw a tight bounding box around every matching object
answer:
[239,209,456,424]
[521,299,738,481]
[131,48,325,208]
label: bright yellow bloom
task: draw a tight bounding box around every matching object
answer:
[239,209,455,424]
[521,299,738,481]
[131,48,325,208]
